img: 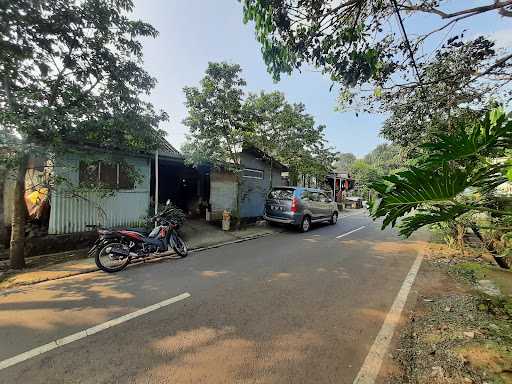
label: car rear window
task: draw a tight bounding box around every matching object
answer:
[268,188,294,200]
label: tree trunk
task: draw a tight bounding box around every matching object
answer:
[456,223,465,256]
[10,154,28,269]
[289,168,298,186]
[470,223,509,269]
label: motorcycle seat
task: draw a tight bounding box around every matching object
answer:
[125,227,149,235]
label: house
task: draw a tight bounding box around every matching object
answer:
[1,138,186,239]
[1,142,286,256]
[48,148,155,234]
[209,146,288,220]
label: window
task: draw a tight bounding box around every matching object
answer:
[310,192,321,202]
[319,193,333,203]
[268,188,294,200]
[79,161,135,190]
[242,168,263,180]
[118,165,135,189]
[99,162,117,189]
[301,191,319,201]
[79,162,99,187]
[301,191,311,201]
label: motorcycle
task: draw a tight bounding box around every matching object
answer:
[88,202,188,273]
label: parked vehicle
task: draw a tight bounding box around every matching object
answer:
[88,202,188,273]
[263,187,339,232]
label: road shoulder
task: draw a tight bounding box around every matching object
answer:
[378,250,512,383]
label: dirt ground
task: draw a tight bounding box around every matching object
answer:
[382,245,512,384]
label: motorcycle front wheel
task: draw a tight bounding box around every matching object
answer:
[95,242,131,273]
[170,233,188,257]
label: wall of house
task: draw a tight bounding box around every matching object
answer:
[239,152,283,219]
[209,170,238,220]
[48,151,151,234]
[208,152,285,220]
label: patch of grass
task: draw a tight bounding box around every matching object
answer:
[450,262,488,283]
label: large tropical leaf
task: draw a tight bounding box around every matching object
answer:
[397,205,470,238]
[421,108,512,166]
[371,165,470,230]
[370,108,512,239]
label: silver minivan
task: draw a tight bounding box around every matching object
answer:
[263,187,339,232]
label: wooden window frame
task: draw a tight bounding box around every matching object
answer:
[79,161,135,190]
[242,168,264,180]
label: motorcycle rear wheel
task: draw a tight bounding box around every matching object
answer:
[95,242,131,273]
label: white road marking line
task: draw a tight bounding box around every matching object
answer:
[353,251,424,384]
[0,292,191,371]
[340,211,366,218]
[336,226,367,239]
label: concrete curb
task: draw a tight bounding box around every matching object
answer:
[0,231,274,296]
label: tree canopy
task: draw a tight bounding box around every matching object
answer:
[244,90,336,184]
[337,144,403,198]
[334,153,356,172]
[0,0,167,268]
[1,0,167,154]
[363,144,403,173]
[378,38,509,151]
[182,62,247,169]
[242,1,512,151]
[182,63,336,185]
[242,1,512,93]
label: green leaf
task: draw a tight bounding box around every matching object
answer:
[370,165,470,232]
[420,108,512,167]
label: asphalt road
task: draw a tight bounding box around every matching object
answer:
[0,211,427,384]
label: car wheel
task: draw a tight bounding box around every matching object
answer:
[300,215,311,233]
[330,212,338,225]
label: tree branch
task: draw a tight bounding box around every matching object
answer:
[399,0,512,19]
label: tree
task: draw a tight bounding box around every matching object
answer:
[0,0,167,268]
[349,159,381,199]
[370,108,512,268]
[378,38,509,152]
[182,62,248,223]
[243,91,336,185]
[242,1,512,97]
[334,153,356,172]
[364,144,403,173]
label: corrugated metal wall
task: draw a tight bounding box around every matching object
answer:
[49,190,149,234]
[48,152,151,234]
[210,171,238,220]
[209,152,284,219]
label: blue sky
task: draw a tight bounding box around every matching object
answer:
[132,1,511,158]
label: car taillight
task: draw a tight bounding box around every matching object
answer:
[291,196,298,213]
